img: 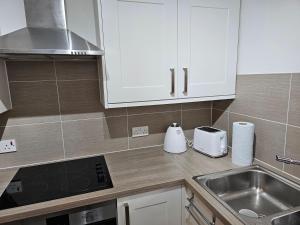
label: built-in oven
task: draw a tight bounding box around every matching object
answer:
[22,200,117,225]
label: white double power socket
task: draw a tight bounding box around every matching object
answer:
[132,126,149,137]
[0,139,17,153]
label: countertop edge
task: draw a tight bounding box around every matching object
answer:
[0,179,184,224]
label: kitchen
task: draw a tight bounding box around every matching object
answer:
[0,0,299,225]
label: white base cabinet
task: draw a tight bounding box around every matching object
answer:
[117,186,182,225]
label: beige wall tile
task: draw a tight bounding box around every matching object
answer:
[288,74,300,127]
[231,74,290,123]
[182,109,211,130]
[6,61,55,81]
[0,82,60,126]
[181,101,211,110]
[128,111,181,148]
[55,60,98,80]
[229,113,285,169]
[58,80,126,121]
[0,123,64,168]
[284,126,300,178]
[129,134,165,149]
[212,109,229,136]
[63,117,128,158]
[128,111,181,135]
[127,104,180,115]
[183,129,194,140]
[213,100,233,111]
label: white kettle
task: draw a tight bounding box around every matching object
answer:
[164,123,187,154]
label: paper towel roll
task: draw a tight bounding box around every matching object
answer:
[232,122,255,166]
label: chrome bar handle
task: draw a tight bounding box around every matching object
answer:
[276,155,300,165]
[124,203,130,225]
[170,68,175,96]
[186,195,216,225]
[183,67,188,95]
[185,206,202,225]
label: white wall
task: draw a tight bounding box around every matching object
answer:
[237,0,300,74]
[0,60,12,114]
[65,0,100,47]
[0,0,26,35]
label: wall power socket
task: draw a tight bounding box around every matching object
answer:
[132,126,149,137]
[0,139,17,153]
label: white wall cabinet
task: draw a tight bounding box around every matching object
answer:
[99,0,240,108]
[101,0,178,104]
[178,0,240,98]
[0,60,12,114]
[117,186,182,225]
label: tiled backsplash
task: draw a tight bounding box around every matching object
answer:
[0,60,212,168]
[213,74,300,178]
[1,60,298,178]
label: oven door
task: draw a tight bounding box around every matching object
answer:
[69,201,117,225]
[88,218,117,225]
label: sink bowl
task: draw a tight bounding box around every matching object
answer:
[272,211,300,225]
[194,165,300,223]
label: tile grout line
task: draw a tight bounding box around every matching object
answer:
[282,73,293,170]
[127,108,211,117]
[228,101,231,148]
[126,107,130,150]
[210,101,213,126]
[0,108,213,128]
[1,107,212,128]
[0,144,164,170]
[227,107,230,141]
[9,78,99,83]
[9,80,56,83]
[53,59,66,159]
[181,107,211,112]
[0,121,62,128]
[229,111,287,126]
[255,158,300,181]
[180,104,183,126]
[213,108,230,113]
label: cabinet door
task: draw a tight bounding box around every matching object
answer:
[101,0,177,104]
[118,187,182,225]
[178,0,240,98]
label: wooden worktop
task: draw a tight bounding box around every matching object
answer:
[0,147,242,224]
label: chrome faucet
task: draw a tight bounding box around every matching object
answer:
[276,155,300,165]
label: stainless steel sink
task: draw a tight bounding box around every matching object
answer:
[271,211,300,225]
[194,165,300,224]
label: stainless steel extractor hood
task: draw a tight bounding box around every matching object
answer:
[0,0,104,56]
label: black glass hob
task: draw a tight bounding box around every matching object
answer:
[0,156,113,210]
